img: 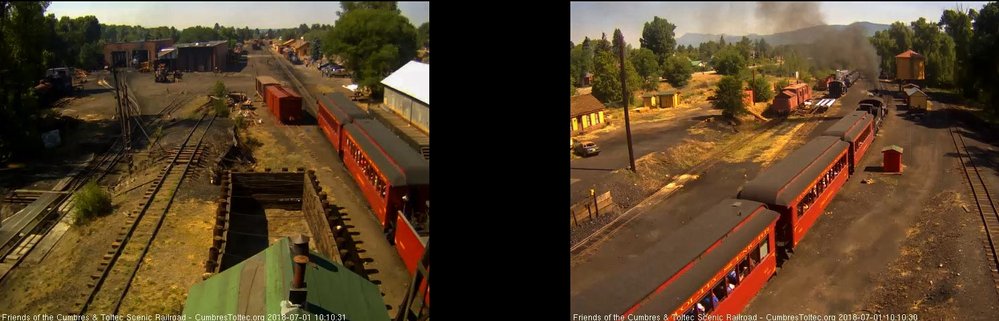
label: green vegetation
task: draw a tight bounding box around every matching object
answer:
[212,80,230,117]
[73,180,113,224]
[322,2,418,100]
[639,16,677,65]
[711,47,747,76]
[748,77,774,103]
[715,76,747,118]
[662,55,693,88]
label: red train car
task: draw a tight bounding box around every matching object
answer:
[773,90,798,115]
[265,85,303,124]
[784,82,812,106]
[342,119,429,232]
[255,76,279,98]
[738,136,850,257]
[822,111,874,174]
[316,92,370,157]
[394,213,427,275]
[570,199,779,320]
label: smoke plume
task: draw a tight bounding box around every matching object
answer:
[755,2,824,34]
[755,2,880,79]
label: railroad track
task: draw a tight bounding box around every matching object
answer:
[77,112,216,314]
[949,127,999,295]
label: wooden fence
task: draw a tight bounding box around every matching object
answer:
[570,191,615,228]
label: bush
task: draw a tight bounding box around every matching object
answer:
[662,55,693,88]
[714,76,747,118]
[748,77,774,103]
[73,180,112,224]
[214,99,230,117]
[711,48,747,76]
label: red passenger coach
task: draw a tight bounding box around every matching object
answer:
[342,119,429,232]
[822,111,874,174]
[570,199,779,320]
[738,136,849,255]
[316,92,370,157]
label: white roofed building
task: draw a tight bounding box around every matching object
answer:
[381,61,429,134]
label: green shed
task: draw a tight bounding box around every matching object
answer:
[183,237,390,320]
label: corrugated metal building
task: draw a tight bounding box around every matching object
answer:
[381,61,430,134]
[174,40,229,72]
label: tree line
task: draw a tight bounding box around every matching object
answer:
[870,3,998,112]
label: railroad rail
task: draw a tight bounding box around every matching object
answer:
[949,127,999,295]
[77,112,216,314]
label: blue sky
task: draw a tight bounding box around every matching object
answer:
[571,2,989,45]
[46,2,429,29]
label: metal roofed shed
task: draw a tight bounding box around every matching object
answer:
[345,119,430,186]
[739,136,850,206]
[571,199,777,316]
[381,61,429,106]
[183,237,389,320]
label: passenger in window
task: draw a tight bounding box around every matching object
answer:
[710,293,719,308]
[727,282,736,294]
[728,270,738,285]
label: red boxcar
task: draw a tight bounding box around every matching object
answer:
[255,76,279,98]
[265,85,303,124]
[822,111,874,174]
[316,92,370,157]
[773,90,798,115]
[570,199,779,320]
[342,119,429,231]
[739,136,850,255]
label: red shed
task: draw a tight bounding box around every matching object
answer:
[882,145,903,173]
[265,85,303,124]
[743,89,754,108]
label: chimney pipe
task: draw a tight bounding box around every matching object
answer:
[290,254,309,305]
[292,234,310,256]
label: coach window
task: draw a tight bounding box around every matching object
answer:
[737,258,751,282]
[759,235,769,258]
[712,280,727,301]
[699,294,713,313]
[751,241,763,265]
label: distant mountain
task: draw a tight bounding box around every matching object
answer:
[675,22,890,47]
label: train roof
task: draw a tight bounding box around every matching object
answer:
[858,97,885,108]
[633,202,778,316]
[318,92,369,123]
[739,136,849,207]
[822,111,872,143]
[345,119,429,186]
[256,76,280,85]
[570,199,776,316]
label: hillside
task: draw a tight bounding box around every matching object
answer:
[676,21,890,46]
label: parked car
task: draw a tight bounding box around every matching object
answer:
[573,141,600,157]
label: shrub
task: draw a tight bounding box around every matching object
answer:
[74,180,112,224]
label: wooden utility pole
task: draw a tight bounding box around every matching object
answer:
[617,33,636,173]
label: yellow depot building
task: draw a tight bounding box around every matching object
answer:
[570,94,607,134]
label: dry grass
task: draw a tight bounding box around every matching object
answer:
[119,198,215,314]
[753,122,807,167]
[663,139,716,170]
[246,125,307,169]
